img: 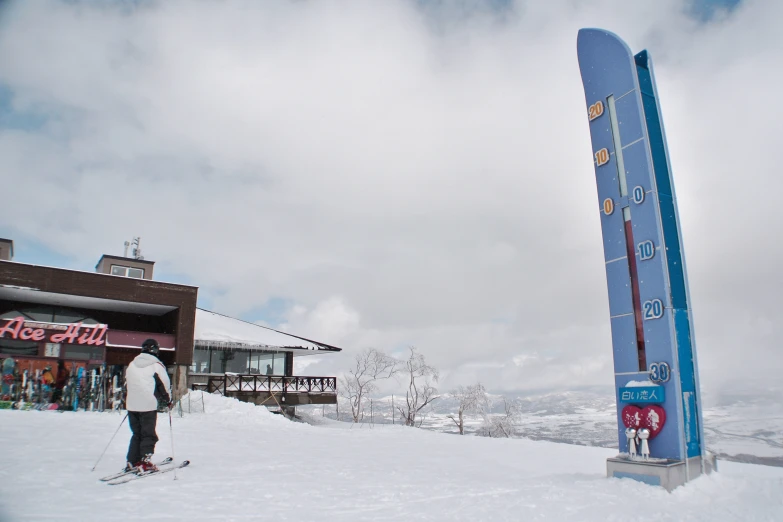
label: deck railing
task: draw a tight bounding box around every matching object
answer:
[193,375,337,396]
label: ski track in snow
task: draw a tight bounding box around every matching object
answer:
[0,394,782,522]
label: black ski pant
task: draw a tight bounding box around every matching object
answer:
[127,411,158,464]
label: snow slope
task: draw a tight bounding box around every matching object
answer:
[0,394,781,522]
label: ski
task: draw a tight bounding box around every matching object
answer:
[99,457,174,482]
[73,367,84,411]
[106,460,189,485]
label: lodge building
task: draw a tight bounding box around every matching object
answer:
[0,238,340,411]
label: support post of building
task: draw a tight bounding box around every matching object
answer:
[172,364,189,402]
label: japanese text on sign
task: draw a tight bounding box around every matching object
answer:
[619,386,665,404]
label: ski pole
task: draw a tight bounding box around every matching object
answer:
[168,408,177,480]
[91,412,128,472]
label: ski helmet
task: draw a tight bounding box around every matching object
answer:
[141,338,160,356]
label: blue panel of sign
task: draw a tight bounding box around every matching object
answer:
[578,32,637,101]
[589,121,616,159]
[619,141,655,202]
[635,249,670,309]
[658,193,688,310]
[641,309,674,363]
[599,210,629,263]
[612,94,646,147]
[610,314,641,373]
[604,259,634,317]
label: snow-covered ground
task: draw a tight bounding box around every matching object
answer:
[1,394,782,521]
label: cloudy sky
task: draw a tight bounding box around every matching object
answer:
[0,0,779,398]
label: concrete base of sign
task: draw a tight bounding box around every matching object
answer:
[607,453,717,492]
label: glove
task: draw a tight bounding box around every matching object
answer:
[168,401,174,410]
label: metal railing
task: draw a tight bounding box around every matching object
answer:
[194,375,337,396]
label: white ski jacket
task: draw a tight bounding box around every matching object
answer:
[125,353,171,412]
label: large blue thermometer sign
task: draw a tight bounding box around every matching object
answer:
[577,29,714,490]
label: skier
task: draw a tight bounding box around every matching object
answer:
[124,338,172,473]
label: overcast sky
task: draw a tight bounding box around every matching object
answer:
[0,0,779,398]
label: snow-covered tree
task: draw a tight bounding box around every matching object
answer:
[448,383,490,435]
[339,348,398,423]
[477,396,519,438]
[396,347,439,427]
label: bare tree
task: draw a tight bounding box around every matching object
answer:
[477,396,519,438]
[339,348,398,423]
[396,347,439,427]
[448,383,490,435]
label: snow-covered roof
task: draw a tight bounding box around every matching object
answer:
[194,308,342,354]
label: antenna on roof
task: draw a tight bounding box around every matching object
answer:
[123,237,144,260]
[131,237,144,260]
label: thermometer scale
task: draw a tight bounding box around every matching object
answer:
[577,28,714,490]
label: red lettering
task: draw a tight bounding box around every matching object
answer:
[0,317,24,339]
[50,324,81,344]
[0,319,109,346]
[78,327,93,344]
[79,325,103,345]
[92,327,107,346]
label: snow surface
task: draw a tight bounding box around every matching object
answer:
[194,308,329,351]
[624,380,658,387]
[1,393,782,522]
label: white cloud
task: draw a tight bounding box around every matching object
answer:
[0,0,781,396]
[279,296,361,343]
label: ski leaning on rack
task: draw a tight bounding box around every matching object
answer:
[106,460,190,485]
[99,457,174,482]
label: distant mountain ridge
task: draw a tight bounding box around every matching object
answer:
[307,386,783,467]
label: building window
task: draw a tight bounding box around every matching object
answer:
[54,310,99,325]
[0,310,27,320]
[1,307,99,325]
[0,339,39,357]
[110,265,144,279]
[62,345,104,361]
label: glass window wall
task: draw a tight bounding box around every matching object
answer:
[273,353,285,375]
[191,347,288,375]
[209,350,224,374]
[225,351,249,374]
[191,348,210,374]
